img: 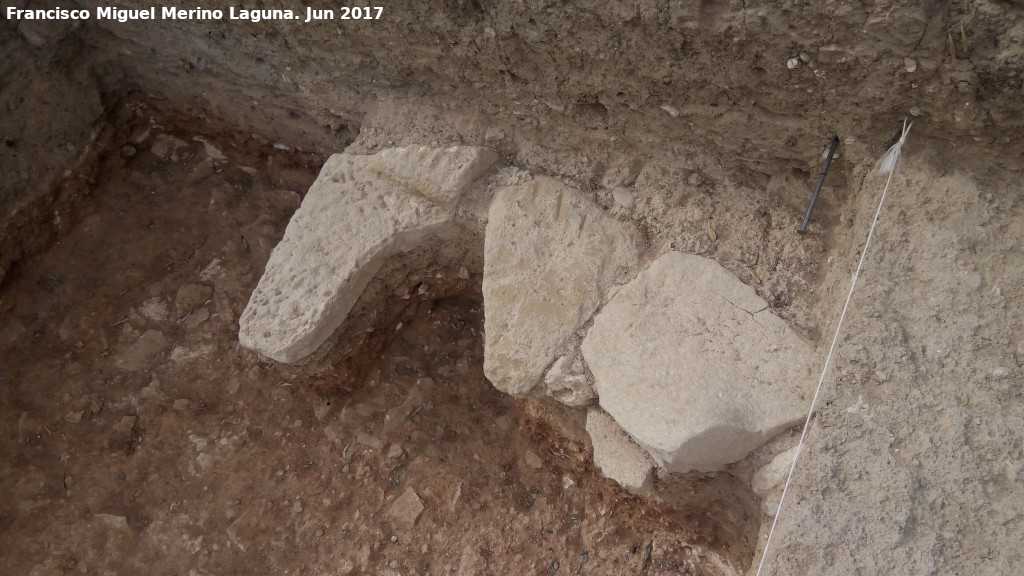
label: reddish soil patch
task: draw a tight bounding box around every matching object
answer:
[0,105,739,575]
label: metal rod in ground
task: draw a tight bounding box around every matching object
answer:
[798,136,840,233]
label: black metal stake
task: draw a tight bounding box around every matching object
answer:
[798,136,840,234]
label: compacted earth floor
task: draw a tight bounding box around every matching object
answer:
[0,105,739,575]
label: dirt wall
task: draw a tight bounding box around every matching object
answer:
[5,0,1024,284]
[0,24,103,286]
[65,0,1024,168]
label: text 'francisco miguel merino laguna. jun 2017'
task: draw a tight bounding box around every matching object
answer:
[6,6,384,23]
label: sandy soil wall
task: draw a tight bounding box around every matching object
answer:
[67,0,1024,168]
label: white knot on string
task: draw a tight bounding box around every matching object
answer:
[879,118,912,175]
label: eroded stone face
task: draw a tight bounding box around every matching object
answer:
[369,146,496,207]
[239,145,497,363]
[581,252,814,473]
[482,177,639,396]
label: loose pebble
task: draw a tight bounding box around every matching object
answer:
[485,127,505,143]
[357,433,384,450]
[524,450,542,469]
[611,186,634,210]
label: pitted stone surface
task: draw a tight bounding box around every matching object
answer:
[239,146,497,362]
[581,252,814,473]
[369,146,495,207]
[482,177,639,396]
[586,408,654,495]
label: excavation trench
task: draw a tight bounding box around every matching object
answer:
[234,136,837,576]
[0,107,764,575]
[300,229,764,573]
[7,3,1024,574]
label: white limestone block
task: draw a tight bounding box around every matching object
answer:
[239,146,497,362]
[482,176,639,396]
[582,252,814,473]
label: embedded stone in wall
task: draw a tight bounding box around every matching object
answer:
[239,146,497,363]
[586,408,655,495]
[543,355,597,407]
[753,446,799,515]
[482,176,639,396]
[581,252,814,473]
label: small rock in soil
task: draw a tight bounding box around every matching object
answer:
[183,308,210,329]
[388,487,424,530]
[524,450,543,469]
[114,415,137,435]
[485,127,505,142]
[115,329,168,371]
[175,284,212,315]
[357,433,384,450]
[95,513,130,533]
[612,186,635,210]
[314,402,331,421]
[139,297,168,321]
[495,414,513,431]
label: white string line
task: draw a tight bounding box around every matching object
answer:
[754,154,902,576]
